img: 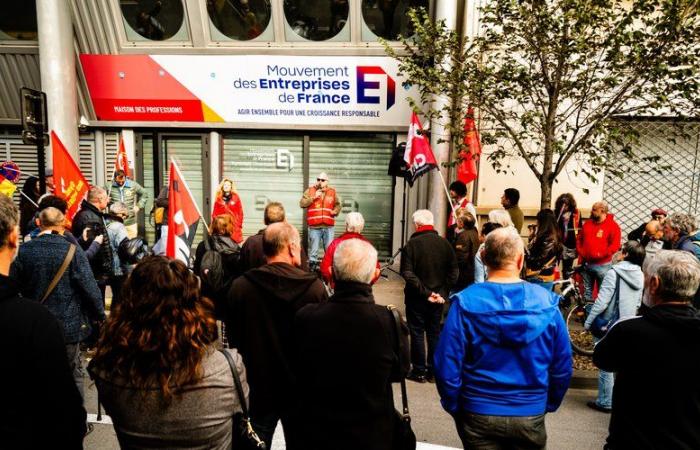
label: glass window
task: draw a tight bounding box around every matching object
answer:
[207,0,273,42]
[309,135,394,258]
[222,135,305,237]
[283,0,349,42]
[120,0,186,41]
[0,3,38,40]
[361,0,428,41]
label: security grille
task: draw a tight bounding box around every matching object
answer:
[603,120,700,236]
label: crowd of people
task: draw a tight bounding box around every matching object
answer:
[2,170,700,450]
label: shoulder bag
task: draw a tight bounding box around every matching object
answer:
[219,350,267,450]
[387,306,417,450]
[586,273,622,339]
[40,244,76,303]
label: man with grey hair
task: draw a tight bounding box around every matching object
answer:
[434,227,572,449]
[11,207,105,404]
[577,200,621,301]
[0,196,88,447]
[401,209,458,383]
[294,238,409,449]
[320,212,379,285]
[224,221,327,447]
[594,250,700,449]
[663,212,700,259]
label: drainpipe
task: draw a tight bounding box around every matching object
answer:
[37,0,79,162]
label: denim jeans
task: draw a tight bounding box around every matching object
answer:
[406,303,442,374]
[308,226,334,265]
[582,263,612,301]
[594,337,614,408]
[454,411,547,450]
[66,343,85,404]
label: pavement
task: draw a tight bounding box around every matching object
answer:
[84,270,609,449]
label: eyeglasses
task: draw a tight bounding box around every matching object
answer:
[317,178,327,182]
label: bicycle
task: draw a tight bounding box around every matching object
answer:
[552,270,595,356]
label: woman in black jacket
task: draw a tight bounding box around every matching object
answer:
[452,208,480,292]
[525,209,563,289]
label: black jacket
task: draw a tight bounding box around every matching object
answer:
[593,304,700,450]
[293,281,409,450]
[0,275,86,449]
[453,228,479,291]
[194,235,241,319]
[224,262,327,415]
[400,229,458,305]
[72,199,112,279]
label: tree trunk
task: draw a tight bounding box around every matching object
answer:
[540,178,553,210]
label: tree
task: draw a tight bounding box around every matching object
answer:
[384,1,700,208]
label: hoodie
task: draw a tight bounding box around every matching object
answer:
[594,304,700,449]
[434,281,573,416]
[584,260,644,328]
[224,262,327,413]
[577,214,621,265]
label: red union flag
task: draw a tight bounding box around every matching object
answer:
[116,137,131,178]
[403,112,437,186]
[166,160,201,264]
[51,131,88,226]
[457,107,482,184]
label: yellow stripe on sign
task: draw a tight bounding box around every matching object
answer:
[201,102,224,122]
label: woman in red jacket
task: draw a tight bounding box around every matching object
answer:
[211,178,244,243]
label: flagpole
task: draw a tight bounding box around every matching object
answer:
[437,169,457,220]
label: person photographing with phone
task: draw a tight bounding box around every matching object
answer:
[300,172,342,270]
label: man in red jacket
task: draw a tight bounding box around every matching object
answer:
[576,201,621,301]
[320,212,380,286]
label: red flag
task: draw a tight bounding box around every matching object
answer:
[51,131,88,226]
[457,107,482,184]
[166,160,201,263]
[403,112,438,187]
[116,137,131,178]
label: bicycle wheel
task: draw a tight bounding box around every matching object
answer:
[565,304,595,356]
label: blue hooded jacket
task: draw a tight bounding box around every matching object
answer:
[434,281,572,416]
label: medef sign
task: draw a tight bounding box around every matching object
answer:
[80,55,415,127]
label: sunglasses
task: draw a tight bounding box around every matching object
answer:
[317,178,327,182]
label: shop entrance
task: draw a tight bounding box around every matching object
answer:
[136,132,210,246]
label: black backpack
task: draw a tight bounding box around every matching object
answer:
[199,236,240,295]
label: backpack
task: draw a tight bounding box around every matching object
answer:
[198,236,240,295]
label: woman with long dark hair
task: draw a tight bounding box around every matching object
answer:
[554,193,582,278]
[525,209,563,289]
[88,256,247,449]
[19,176,40,237]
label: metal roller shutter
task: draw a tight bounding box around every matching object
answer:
[309,134,394,258]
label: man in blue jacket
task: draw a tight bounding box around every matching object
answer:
[434,226,572,449]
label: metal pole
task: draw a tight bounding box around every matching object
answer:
[428,0,459,236]
[37,128,46,194]
[37,0,80,163]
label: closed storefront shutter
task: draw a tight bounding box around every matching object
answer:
[604,121,700,235]
[309,134,394,258]
[222,135,305,237]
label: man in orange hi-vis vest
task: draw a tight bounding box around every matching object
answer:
[300,172,342,270]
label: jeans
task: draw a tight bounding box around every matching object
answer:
[454,411,547,450]
[594,337,614,408]
[308,226,334,265]
[406,303,442,374]
[582,263,611,301]
[66,343,85,404]
[251,410,296,449]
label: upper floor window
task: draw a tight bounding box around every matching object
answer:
[361,0,429,41]
[207,0,273,41]
[0,3,38,41]
[120,0,188,41]
[283,0,350,42]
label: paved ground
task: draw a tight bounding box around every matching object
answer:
[84,271,610,449]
